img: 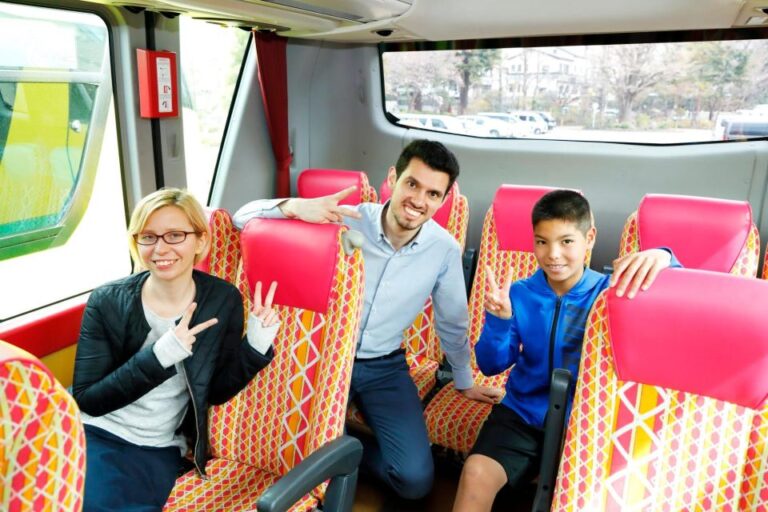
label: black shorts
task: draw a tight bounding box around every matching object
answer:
[469,404,544,488]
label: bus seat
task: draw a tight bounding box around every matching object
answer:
[194,207,241,285]
[619,194,759,276]
[424,185,557,455]
[346,181,469,431]
[297,168,378,204]
[164,218,364,512]
[551,269,768,511]
[0,339,85,512]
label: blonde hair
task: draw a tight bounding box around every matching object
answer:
[127,188,210,268]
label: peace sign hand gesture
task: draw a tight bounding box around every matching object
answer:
[174,302,219,351]
[251,281,279,327]
[279,186,363,224]
[246,281,281,354]
[484,266,513,319]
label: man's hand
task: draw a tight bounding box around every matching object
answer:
[460,384,504,404]
[484,266,513,319]
[610,249,672,299]
[279,185,363,224]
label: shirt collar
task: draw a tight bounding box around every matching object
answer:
[378,200,426,249]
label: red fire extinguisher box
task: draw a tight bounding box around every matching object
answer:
[136,49,179,118]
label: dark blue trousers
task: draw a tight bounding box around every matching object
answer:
[349,351,434,500]
[83,425,183,512]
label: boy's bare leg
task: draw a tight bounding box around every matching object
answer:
[453,454,507,512]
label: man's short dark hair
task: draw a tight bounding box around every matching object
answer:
[394,139,460,193]
[532,189,593,235]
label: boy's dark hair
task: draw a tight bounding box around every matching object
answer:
[532,189,593,235]
[394,139,460,193]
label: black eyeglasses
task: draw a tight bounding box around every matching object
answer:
[134,231,198,246]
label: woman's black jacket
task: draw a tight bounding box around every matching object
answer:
[73,269,273,475]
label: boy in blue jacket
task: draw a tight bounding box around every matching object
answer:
[452,190,679,511]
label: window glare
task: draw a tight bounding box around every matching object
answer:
[383,40,768,144]
[180,18,249,202]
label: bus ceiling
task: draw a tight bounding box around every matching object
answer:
[73,0,768,43]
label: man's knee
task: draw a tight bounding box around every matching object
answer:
[390,456,435,500]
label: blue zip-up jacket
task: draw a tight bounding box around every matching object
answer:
[476,268,607,428]
[476,252,680,428]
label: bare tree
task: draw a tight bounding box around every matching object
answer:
[598,45,664,124]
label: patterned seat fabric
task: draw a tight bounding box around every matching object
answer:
[297,168,378,204]
[164,218,364,512]
[424,185,558,454]
[346,181,469,429]
[194,208,242,285]
[0,339,85,512]
[552,269,768,511]
[763,243,768,280]
[619,194,759,276]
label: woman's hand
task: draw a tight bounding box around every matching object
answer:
[251,281,279,327]
[174,302,218,351]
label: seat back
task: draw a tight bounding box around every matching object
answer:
[297,168,378,204]
[0,340,85,512]
[619,194,759,276]
[468,185,558,375]
[194,208,241,285]
[208,218,364,477]
[552,269,768,511]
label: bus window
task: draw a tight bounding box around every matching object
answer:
[179,18,249,203]
[382,39,768,144]
[0,4,127,319]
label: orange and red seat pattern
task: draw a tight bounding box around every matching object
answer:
[165,220,364,511]
[552,269,768,511]
[619,194,759,276]
[0,340,85,512]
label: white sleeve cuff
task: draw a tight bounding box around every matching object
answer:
[246,313,279,355]
[153,329,193,369]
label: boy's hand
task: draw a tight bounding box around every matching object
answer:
[279,186,362,223]
[610,249,672,299]
[460,384,504,404]
[484,266,513,319]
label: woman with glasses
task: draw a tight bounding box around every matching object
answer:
[72,188,278,512]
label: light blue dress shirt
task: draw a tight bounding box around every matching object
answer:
[233,200,473,389]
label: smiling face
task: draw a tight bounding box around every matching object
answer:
[533,218,595,296]
[137,205,206,285]
[384,157,449,238]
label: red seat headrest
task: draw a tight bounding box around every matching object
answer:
[379,179,458,229]
[607,268,768,409]
[638,194,752,272]
[240,219,342,313]
[297,169,365,205]
[492,185,558,251]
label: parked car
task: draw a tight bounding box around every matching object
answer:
[723,120,768,141]
[459,115,517,138]
[397,113,464,133]
[510,111,550,134]
[477,112,533,137]
[538,112,557,130]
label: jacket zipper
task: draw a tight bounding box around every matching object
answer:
[548,297,563,379]
[180,364,207,479]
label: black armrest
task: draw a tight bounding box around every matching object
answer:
[257,435,362,512]
[532,368,572,512]
[462,247,478,297]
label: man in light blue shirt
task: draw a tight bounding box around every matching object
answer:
[234,140,502,500]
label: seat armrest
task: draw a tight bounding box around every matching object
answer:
[532,368,572,512]
[257,435,362,512]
